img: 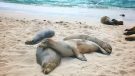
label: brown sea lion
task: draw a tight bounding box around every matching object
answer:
[36,46,61,74]
[125,26,135,31]
[124,26,135,35]
[125,35,135,41]
[39,38,112,61]
[101,16,123,25]
[64,34,112,54]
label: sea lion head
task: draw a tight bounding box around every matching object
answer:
[42,63,57,74]
[39,39,48,48]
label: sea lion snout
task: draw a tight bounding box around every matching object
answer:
[106,49,112,55]
[42,68,51,74]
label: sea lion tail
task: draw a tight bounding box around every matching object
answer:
[64,35,112,55]
[25,29,55,45]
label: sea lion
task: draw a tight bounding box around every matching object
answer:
[63,34,112,54]
[25,29,55,45]
[39,38,111,61]
[36,46,61,74]
[124,26,135,35]
[120,14,125,17]
[124,30,135,35]
[125,35,135,41]
[101,16,123,25]
[125,26,135,31]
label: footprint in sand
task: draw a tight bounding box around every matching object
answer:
[116,53,121,56]
[119,70,128,75]
[115,48,123,51]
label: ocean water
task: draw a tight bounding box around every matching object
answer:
[0,0,135,8]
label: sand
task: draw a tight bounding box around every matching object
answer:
[0,15,135,76]
[0,3,135,76]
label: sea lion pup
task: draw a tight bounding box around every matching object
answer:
[125,35,135,41]
[101,16,123,25]
[64,35,112,55]
[124,26,135,35]
[25,29,55,45]
[36,45,61,74]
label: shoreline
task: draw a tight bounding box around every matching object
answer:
[0,2,135,25]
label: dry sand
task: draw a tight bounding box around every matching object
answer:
[0,14,135,76]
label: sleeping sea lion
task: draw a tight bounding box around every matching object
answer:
[124,26,135,35]
[64,34,112,54]
[40,39,111,55]
[125,26,135,31]
[101,16,123,25]
[25,29,55,45]
[125,35,135,41]
[39,38,112,61]
[36,46,61,74]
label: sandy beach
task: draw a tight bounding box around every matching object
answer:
[0,2,135,76]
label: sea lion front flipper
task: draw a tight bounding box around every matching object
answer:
[72,47,87,61]
[77,54,87,61]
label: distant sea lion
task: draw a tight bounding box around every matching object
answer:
[124,26,135,35]
[36,46,61,74]
[125,35,135,41]
[125,26,135,31]
[120,14,125,17]
[101,16,123,25]
[124,30,135,35]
